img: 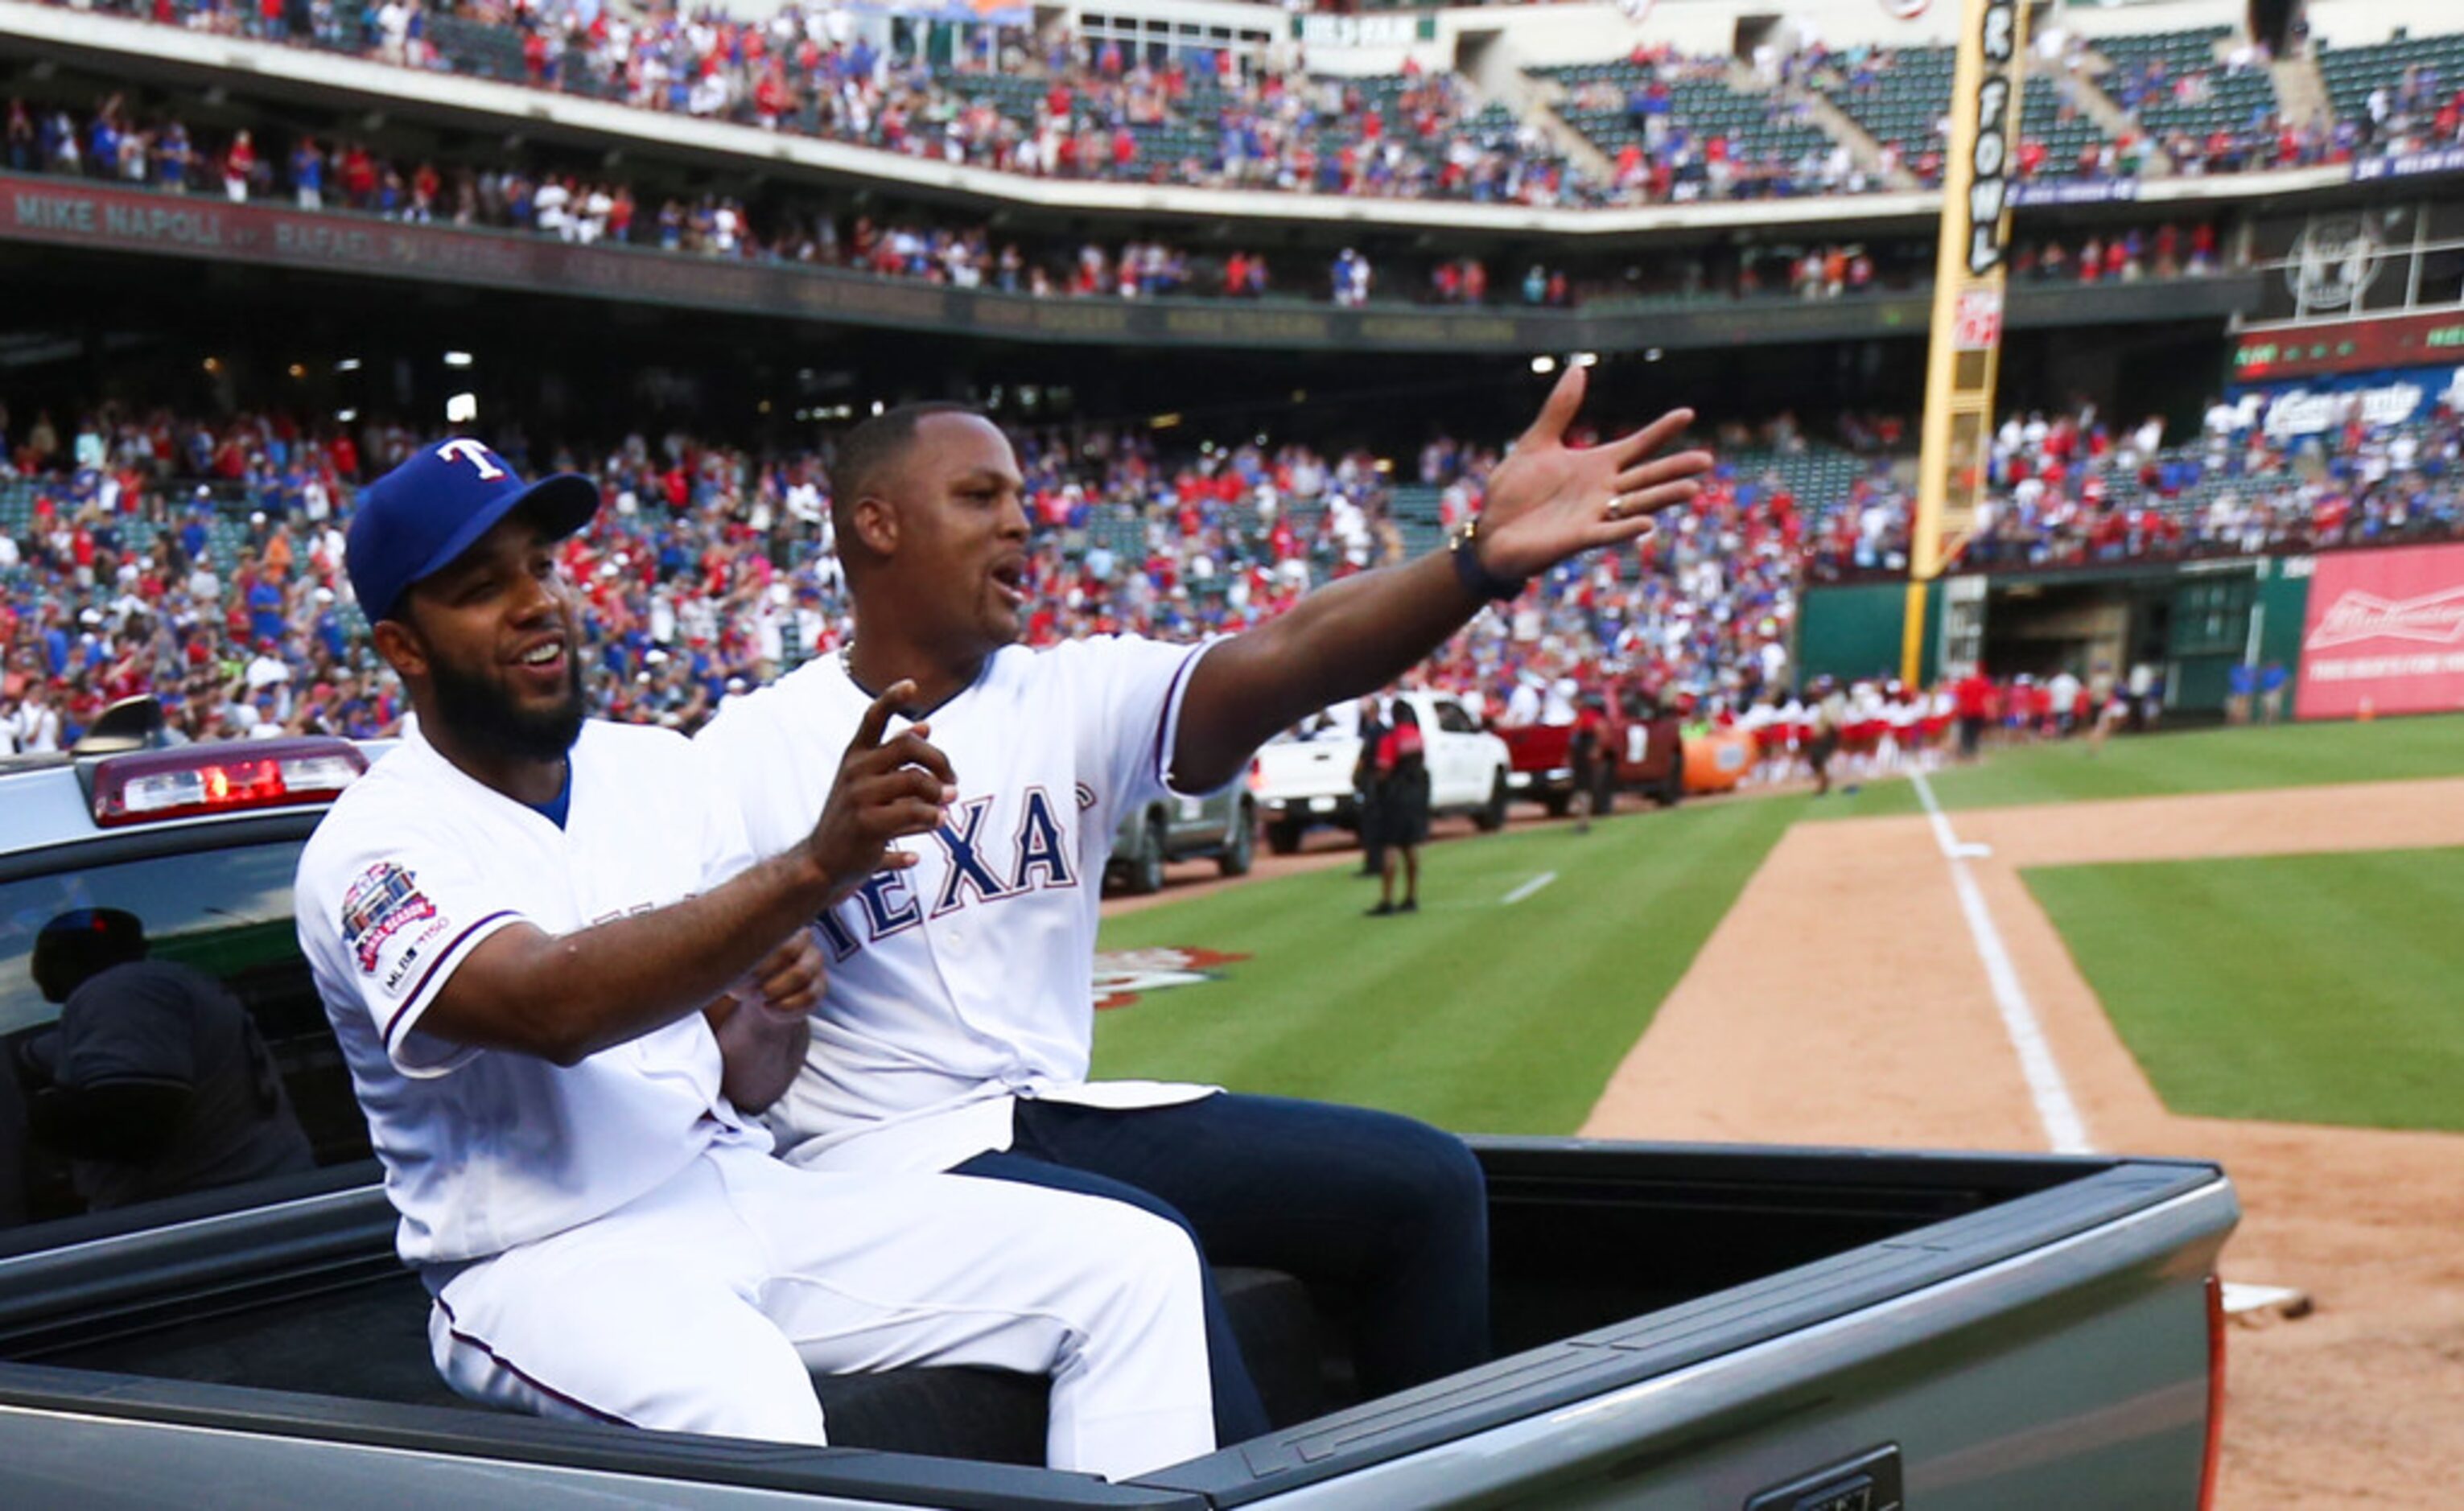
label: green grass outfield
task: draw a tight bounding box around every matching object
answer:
[2025,848,2464,1133]
[1814,711,2464,820]
[1091,797,1803,1135]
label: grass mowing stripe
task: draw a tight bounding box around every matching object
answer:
[2023,847,2464,1133]
[1816,712,2464,821]
[1094,797,1803,1134]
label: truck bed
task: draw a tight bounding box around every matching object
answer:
[0,1141,2234,1509]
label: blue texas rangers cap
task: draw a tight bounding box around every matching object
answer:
[345,438,599,624]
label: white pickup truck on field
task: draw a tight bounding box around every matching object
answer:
[1250,690,1511,854]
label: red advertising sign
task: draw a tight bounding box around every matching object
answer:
[2295,543,2464,719]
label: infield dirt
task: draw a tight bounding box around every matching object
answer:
[1583,777,2464,1510]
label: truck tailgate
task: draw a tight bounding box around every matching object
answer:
[1147,1143,2235,1509]
[0,1143,2233,1509]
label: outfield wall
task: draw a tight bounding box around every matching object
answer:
[1803,547,2464,720]
[1794,580,1939,687]
[1803,557,2310,711]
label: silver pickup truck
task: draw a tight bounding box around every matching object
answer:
[0,731,2237,1509]
[1106,785,1257,897]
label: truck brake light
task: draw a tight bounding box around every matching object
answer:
[90,739,370,826]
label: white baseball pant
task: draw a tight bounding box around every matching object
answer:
[426,1140,1216,1479]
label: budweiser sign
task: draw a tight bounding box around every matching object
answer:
[2305,584,2464,650]
[2296,543,2464,718]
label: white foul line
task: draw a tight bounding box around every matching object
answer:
[1502,871,1559,906]
[1911,772,2094,1155]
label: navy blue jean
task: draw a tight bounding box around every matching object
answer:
[952,1092,1490,1445]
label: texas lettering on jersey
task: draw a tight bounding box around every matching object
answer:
[814,784,1078,959]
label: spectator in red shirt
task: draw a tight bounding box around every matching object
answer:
[1365,701,1430,916]
[1954,667,1994,760]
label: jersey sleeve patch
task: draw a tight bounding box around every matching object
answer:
[342,862,439,975]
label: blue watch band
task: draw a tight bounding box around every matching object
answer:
[1450,521,1527,602]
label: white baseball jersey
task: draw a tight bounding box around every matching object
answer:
[696,636,1222,1175]
[296,720,768,1266]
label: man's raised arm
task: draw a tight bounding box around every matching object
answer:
[1172,370,1713,794]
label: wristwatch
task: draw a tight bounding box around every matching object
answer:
[1448,517,1528,603]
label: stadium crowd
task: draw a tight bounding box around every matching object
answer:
[31,0,2464,209]
[2348,54,2464,157]
[0,93,1335,300]
[0,93,2256,316]
[1930,395,2463,571]
[2,387,2460,756]
[41,0,1586,205]
[0,97,2255,316]
[1802,395,2464,580]
[2094,31,2338,175]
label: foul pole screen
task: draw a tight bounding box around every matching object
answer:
[1902,0,2029,686]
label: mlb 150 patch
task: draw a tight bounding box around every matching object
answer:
[341,862,438,974]
[1093,947,1249,1011]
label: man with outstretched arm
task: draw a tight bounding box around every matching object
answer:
[698,369,1710,1442]
[295,441,1216,1475]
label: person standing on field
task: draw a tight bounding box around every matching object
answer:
[1807,676,1847,797]
[1351,690,1389,879]
[1366,699,1430,914]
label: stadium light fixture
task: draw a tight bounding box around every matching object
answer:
[334,357,361,373]
[1569,352,1599,368]
[444,393,479,424]
[287,364,307,380]
[871,401,886,417]
[1152,413,1183,430]
[202,357,221,374]
[1530,356,1557,375]
[335,409,358,423]
[1644,348,1665,363]
[443,351,476,368]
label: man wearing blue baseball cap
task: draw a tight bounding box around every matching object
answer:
[295,438,1213,1471]
[343,439,601,783]
[345,438,600,626]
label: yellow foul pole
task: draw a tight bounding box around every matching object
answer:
[1902,0,2029,686]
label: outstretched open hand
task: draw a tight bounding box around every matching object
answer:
[1473,367,1715,582]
